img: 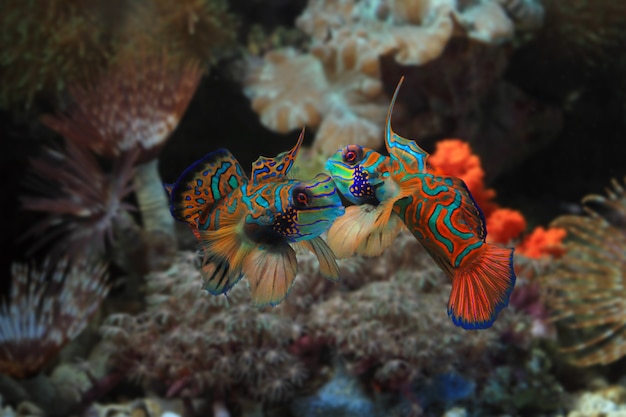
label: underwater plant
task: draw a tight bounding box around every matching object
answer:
[0,257,109,378]
[544,178,626,366]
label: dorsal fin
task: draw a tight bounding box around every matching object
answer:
[251,128,304,184]
[385,77,429,173]
[169,149,246,227]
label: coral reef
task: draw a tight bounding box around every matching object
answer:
[0,257,109,378]
[481,348,564,415]
[567,385,626,417]
[485,208,527,245]
[2,1,621,416]
[101,252,307,408]
[94,226,545,415]
[291,363,376,417]
[41,53,202,162]
[243,0,548,168]
[543,178,626,366]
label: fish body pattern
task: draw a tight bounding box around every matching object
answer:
[167,131,345,307]
[325,78,516,330]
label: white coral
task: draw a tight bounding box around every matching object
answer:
[243,0,544,154]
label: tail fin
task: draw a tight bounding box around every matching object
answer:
[447,244,516,330]
[297,237,340,281]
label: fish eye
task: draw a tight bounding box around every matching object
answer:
[342,145,362,166]
[292,186,311,207]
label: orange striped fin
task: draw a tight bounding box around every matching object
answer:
[244,242,298,307]
[447,244,516,330]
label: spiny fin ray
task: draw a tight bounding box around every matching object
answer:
[251,128,304,184]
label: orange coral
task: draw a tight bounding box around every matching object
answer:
[486,208,527,245]
[428,139,497,216]
[518,226,566,259]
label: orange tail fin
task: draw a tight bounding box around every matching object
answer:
[447,244,516,330]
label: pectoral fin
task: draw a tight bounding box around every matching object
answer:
[299,237,340,280]
[244,242,298,307]
[327,204,402,258]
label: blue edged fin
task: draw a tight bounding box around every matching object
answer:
[448,245,516,330]
[169,149,246,226]
[385,77,429,172]
[250,128,304,184]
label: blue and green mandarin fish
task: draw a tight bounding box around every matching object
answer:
[166,131,345,307]
[325,78,516,330]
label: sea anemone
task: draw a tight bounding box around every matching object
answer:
[0,256,109,378]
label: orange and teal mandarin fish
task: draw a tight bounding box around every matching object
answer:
[166,131,345,307]
[325,78,516,330]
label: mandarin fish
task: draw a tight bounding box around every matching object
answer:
[325,78,516,330]
[166,130,345,307]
